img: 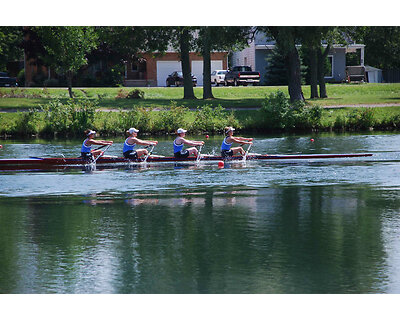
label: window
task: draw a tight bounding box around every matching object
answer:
[131,63,138,72]
[211,71,216,76]
[244,57,248,66]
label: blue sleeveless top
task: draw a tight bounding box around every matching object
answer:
[123,138,136,153]
[221,137,233,151]
[81,139,92,153]
[173,138,184,153]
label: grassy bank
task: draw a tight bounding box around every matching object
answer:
[2,93,400,139]
[1,83,400,110]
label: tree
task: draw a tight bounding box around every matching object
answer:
[178,27,197,99]
[352,27,400,70]
[264,46,288,86]
[196,26,255,100]
[264,27,304,102]
[35,27,98,98]
[0,27,23,72]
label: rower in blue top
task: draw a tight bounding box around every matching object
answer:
[221,126,253,158]
[173,128,204,159]
[81,129,113,161]
[123,127,158,160]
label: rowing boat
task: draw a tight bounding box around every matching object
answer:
[0,152,373,170]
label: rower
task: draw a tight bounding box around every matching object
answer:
[123,127,158,160]
[221,126,253,158]
[173,128,204,159]
[81,129,113,161]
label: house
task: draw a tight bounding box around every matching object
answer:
[124,51,228,87]
[231,32,365,85]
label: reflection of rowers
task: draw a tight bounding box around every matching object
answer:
[221,127,253,158]
[173,128,204,159]
[123,127,158,160]
[81,130,113,161]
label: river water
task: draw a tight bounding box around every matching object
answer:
[1,132,400,293]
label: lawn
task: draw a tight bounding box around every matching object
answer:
[0,83,400,110]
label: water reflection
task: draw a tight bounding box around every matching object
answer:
[0,184,396,293]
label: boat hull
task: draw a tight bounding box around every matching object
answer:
[0,153,373,170]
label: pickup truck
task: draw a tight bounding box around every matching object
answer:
[224,66,260,86]
[0,72,18,87]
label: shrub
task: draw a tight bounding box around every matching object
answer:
[191,105,238,133]
[115,89,145,99]
[346,108,375,130]
[43,78,60,87]
[17,69,25,87]
[334,114,347,130]
[259,90,291,129]
[41,99,97,136]
[154,103,189,133]
[14,109,41,136]
[259,90,322,131]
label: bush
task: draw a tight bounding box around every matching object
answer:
[14,109,41,136]
[115,89,145,99]
[154,103,189,133]
[41,99,97,136]
[43,78,60,87]
[334,114,347,130]
[191,105,239,133]
[259,90,322,131]
[346,108,375,130]
[17,69,25,87]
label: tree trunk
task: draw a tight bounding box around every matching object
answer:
[286,46,304,102]
[317,44,330,98]
[67,70,73,98]
[202,27,214,100]
[309,48,319,99]
[179,28,196,99]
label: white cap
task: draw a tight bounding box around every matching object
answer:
[87,130,96,136]
[128,128,139,134]
[225,127,235,134]
[177,128,187,134]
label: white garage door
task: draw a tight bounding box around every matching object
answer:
[192,60,223,86]
[157,61,182,87]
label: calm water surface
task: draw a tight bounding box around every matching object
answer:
[1,132,400,293]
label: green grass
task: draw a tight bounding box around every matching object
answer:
[1,83,400,110]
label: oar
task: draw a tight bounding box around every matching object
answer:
[243,143,252,162]
[196,145,203,164]
[143,144,155,163]
[92,144,111,164]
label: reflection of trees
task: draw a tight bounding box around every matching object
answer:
[0,185,396,293]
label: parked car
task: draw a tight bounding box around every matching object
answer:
[211,70,228,86]
[0,72,18,87]
[166,71,197,87]
[224,66,260,86]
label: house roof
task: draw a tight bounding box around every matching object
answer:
[365,65,382,72]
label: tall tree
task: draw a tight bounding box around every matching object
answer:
[178,27,196,99]
[0,27,23,72]
[197,26,255,100]
[166,27,198,99]
[35,27,98,98]
[264,27,304,102]
[351,26,400,70]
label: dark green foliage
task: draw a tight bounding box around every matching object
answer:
[265,48,288,86]
[191,105,240,133]
[41,99,96,136]
[115,89,145,99]
[154,104,188,133]
[259,90,322,130]
[346,108,375,130]
[14,109,41,136]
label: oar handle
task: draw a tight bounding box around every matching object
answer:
[143,144,155,162]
